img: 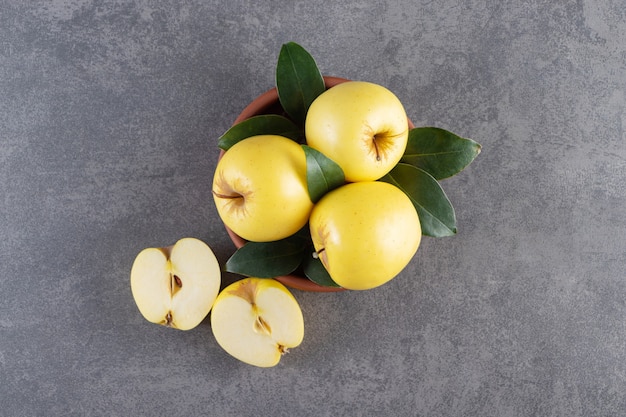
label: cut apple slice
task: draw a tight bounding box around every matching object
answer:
[130,237,221,330]
[210,278,304,367]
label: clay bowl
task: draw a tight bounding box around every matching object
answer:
[217,76,414,292]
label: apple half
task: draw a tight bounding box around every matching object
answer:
[211,278,304,367]
[130,237,221,330]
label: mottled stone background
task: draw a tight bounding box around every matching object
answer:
[1,1,625,416]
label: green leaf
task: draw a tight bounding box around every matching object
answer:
[302,145,345,203]
[401,127,481,180]
[380,163,457,237]
[225,235,307,278]
[218,115,302,150]
[276,42,326,125]
[302,252,341,288]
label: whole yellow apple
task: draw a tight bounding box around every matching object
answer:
[305,81,409,182]
[212,135,313,242]
[309,181,421,290]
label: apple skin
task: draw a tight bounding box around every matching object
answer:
[212,135,313,242]
[210,277,305,367]
[309,181,421,290]
[305,81,409,182]
[130,238,221,330]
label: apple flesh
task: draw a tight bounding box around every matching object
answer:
[130,238,221,330]
[305,81,409,182]
[210,277,304,367]
[309,181,421,290]
[212,135,313,242]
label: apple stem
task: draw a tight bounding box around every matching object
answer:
[312,248,325,259]
[165,311,173,327]
[372,136,382,161]
[212,190,243,200]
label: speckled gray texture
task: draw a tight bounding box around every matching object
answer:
[1,1,625,416]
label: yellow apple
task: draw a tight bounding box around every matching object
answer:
[210,278,305,367]
[130,238,221,330]
[305,81,409,182]
[309,181,421,290]
[212,135,313,242]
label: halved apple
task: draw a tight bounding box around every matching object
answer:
[210,278,304,367]
[130,237,221,330]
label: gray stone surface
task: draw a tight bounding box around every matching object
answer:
[1,1,625,416]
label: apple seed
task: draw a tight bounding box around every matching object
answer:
[173,275,182,288]
[254,315,271,335]
[169,273,183,297]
